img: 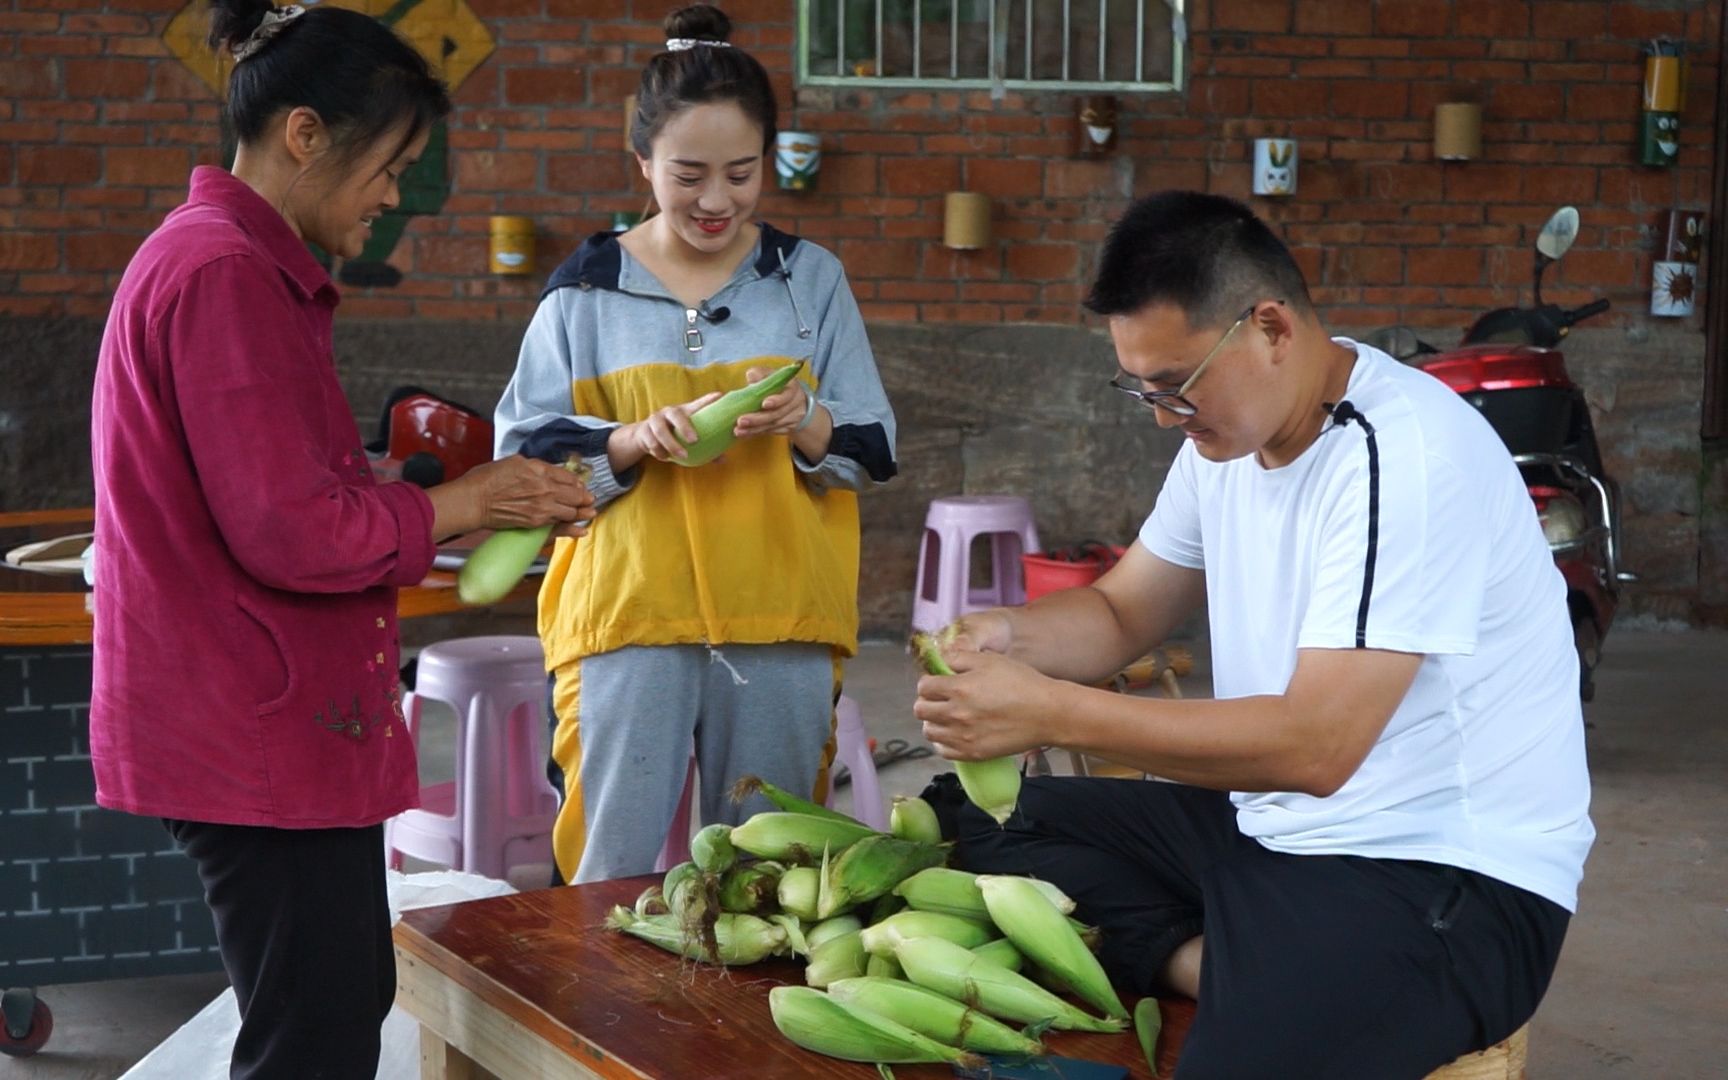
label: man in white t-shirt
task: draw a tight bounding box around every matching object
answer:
[915,191,1593,1078]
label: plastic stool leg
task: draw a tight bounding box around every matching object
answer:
[835,697,887,831]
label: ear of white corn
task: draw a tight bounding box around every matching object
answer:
[729,811,879,863]
[865,952,904,980]
[691,823,736,874]
[977,874,1128,1020]
[858,910,997,957]
[806,914,863,952]
[633,885,669,918]
[769,914,810,958]
[828,976,1046,1058]
[817,834,947,919]
[804,929,868,989]
[894,866,1076,920]
[717,862,780,914]
[971,936,1026,973]
[767,985,983,1068]
[890,795,943,843]
[729,774,861,824]
[1135,997,1165,1077]
[912,631,1022,824]
[603,906,786,965]
[894,936,1126,1033]
[777,866,821,921]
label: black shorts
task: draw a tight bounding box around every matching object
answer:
[925,774,1571,1080]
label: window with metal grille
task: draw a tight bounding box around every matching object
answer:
[798,0,1187,92]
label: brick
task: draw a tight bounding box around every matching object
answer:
[1522,165,1600,205]
[1406,248,1485,286]
[505,68,586,106]
[1375,0,1451,35]
[1443,164,1523,203]
[881,157,956,197]
[545,152,630,193]
[149,62,208,101]
[1044,160,1125,200]
[1455,0,1531,37]
[1330,80,1411,119]
[105,147,189,187]
[963,158,1042,200]
[1210,0,1292,33]
[455,150,538,192]
[589,67,640,104]
[0,233,57,271]
[1486,82,1565,121]
[1567,83,1635,123]
[0,59,59,97]
[836,239,919,280]
[63,232,139,271]
[21,33,99,55]
[1294,0,1372,34]
[1607,4,1687,39]
[1251,79,1330,118]
[1005,243,1079,282]
[18,146,100,185]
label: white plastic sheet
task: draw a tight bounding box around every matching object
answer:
[120,868,519,1080]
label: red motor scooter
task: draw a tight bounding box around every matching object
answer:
[1368,207,1636,701]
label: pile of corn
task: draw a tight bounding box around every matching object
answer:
[603,776,1133,1071]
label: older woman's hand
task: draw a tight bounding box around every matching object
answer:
[430,456,595,539]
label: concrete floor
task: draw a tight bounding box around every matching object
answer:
[5,625,1725,1079]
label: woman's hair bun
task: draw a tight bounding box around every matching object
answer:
[663,4,732,44]
[206,0,275,53]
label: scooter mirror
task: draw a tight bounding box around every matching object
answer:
[1535,207,1580,261]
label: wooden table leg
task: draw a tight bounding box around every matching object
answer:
[420,1024,501,1080]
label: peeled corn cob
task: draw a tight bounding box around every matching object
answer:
[858,910,997,957]
[673,361,805,468]
[912,630,1022,825]
[603,905,785,965]
[729,775,860,824]
[817,834,946,919]
[894,936,1126,1033]
[457,459,591,605]
[977,874,1128,1020]
[890,795,943,844]
[768,985,983,1069]
[828,976,1046,1057]
[729,812,878,864]
[894,866,1076,921]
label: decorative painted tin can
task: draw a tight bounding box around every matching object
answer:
[488,216,534,276]
[775,131,821,191]
[1252,138,1297,197]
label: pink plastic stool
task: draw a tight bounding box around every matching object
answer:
[385,636,557,882]
[911,495,1042,635]
[652,693,886,871]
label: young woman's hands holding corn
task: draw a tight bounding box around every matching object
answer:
[607,390,724,468]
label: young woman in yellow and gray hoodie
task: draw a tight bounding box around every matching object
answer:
[494,4,897,885]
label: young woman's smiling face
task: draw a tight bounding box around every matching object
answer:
[638,100,765,258]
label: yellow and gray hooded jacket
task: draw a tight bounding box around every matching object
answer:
[494,223,897,671]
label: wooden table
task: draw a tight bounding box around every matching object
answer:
[393,875,1156,1080]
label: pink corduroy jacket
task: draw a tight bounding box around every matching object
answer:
[90,166,436,828]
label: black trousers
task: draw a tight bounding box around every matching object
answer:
[164,819,395,1080]
[928,775,1571,1080]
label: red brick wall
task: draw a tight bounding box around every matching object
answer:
[0,1,1719,329]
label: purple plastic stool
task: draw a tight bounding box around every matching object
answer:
[911,495,1042,636]
[386,636,557,882]
[652,693,886,871]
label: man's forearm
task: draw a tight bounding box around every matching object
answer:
[1000,587,1151,685]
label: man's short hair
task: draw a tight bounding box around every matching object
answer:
[1084,190,1314,329]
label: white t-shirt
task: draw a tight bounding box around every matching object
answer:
[1140,339,1594,911]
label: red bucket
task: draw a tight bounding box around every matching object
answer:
[1021,542,1126,603]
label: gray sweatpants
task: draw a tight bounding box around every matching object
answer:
[548,642,838,884]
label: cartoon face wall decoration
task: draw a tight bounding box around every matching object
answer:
[1075,95,1118,158]
[1253,138,1297,197]
[775,131,821,192]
